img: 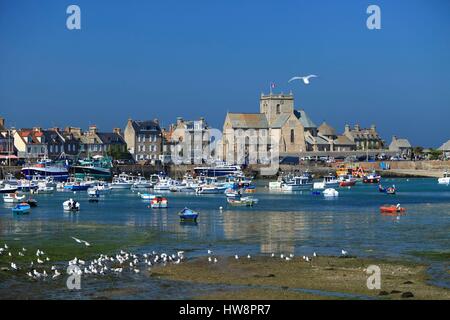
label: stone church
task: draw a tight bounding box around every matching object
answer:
[220,92,326,163]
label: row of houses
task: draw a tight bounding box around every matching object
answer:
[1,92,447,164]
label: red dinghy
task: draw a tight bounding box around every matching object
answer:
[380,204,406,214]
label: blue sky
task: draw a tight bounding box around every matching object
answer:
[0,0,449,147]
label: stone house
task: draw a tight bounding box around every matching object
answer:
[80,125,127,157]
[317,122,356,152]
[124,119,162,162]
[389,136,412,158]
[343,124,384,150]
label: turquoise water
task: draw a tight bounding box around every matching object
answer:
[0,178,449,299]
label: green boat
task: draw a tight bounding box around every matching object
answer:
[70,157,113,180]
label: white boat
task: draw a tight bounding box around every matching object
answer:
[269,176,285,190]
[63,199,80,211]
[90,183,112,194]
[0,184,18,194]
[281,176,313,191]
[132,176,153,189]
[194,161,243,177]
[323,188,339,198]
[438,171,450,185]
[3,193,26,203]
[154,177,176,191]
[35,186,55,194]
[111,173,134,189]
[138,193,156,200]
[323,174,340,187]
[196,184,227,194]
[227,196,258,206]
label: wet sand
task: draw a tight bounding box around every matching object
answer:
[151,255,450,300]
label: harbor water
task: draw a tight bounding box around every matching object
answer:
[0,178,449,299]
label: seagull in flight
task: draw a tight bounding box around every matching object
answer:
[288,75,318,85]
[71,237,91,247]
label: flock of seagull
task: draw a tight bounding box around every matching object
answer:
[1,238,351,282]
[0,240,185,281]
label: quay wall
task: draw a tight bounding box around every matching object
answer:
[2,160,449,180]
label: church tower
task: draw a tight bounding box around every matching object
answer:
[259,92,294,127]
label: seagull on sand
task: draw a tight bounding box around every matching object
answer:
[288,75,318,85]
[71,237,91,246]
[234,255,239,260]
[341,249,348,256]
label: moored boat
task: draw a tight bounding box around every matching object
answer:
[380,204,406,214]
[3,192,26,203]
[63,199,80,211]
[323,188,339,198]
[178,207,199,221]
[138,193,156,200]
[363,171,381,184]
[150,196,168,208]
[227,196,258,206]
[338,175,357,187]
[281,175,313,191]
[12,203,31,214]
[438,171,450,185]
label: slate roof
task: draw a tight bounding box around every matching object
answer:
[389,137,412,150]
[270,114,291,128]
[227,113,269,129]
[132,120,161,133]
[97,132,126,145]
[318,122,336,137]
[295,110,317,128]
[334,135,356,146]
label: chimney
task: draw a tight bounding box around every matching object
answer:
[344,124,350,133]
[354,124,360,131]
[153,118,159,125]
[370,124,376,131]
[33,127,42,132]
[176,117,183,126]
[89,125,98,135]
[113,128,122,136]
[0,117,4,128]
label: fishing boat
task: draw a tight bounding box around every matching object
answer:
[438,171,450,185]
[338,175,357,187]
[227,196,258,206]
[63,199,80,211]
[21,159,69,182]
[3,193,26,203]
[363,171,381,184]
[89,182,112,194]
[178,207,199,222]
[243,185,256,193]
[378,184,396,195]
[150,196,168,208]
[323,174,340,187]
[70,157,112,180]
[323,188,339,198]
[380,204,406,214]
[12,203,31,214]
[281,175,313,191]
[153,177,174,191]
[193,161,243,177]
[225,188,241,199]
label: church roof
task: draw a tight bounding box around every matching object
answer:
[295,110,317,128]
[270,114,291,128]
[227,113,268,129]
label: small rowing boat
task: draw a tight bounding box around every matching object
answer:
[150,196,168,208]
[178,207,199,222]
[227,196,258,207]
[380,204,406,214]
[12,203,31,214]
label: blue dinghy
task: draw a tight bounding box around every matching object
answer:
[178,207,199,221]
[12,203,31,214]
